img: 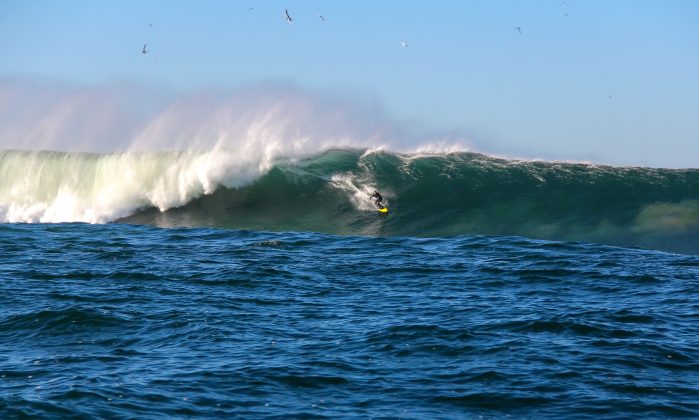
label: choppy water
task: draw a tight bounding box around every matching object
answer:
[2,223,698,418]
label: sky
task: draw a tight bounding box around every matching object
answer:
[1,0,698,167]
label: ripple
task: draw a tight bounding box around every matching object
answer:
[1,224,698,418]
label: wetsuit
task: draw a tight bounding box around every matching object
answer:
[370,191,383,208]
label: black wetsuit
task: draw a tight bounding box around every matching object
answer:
[370,191,383,208]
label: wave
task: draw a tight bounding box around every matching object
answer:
[1,148,698,254]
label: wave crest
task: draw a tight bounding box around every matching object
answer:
[0,149,266,223]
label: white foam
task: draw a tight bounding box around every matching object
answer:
[0,149,269,223]
[330,173,387,212]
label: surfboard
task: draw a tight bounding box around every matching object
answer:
[378,207,389,213]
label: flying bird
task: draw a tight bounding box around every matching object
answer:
[318,15,325,21]
[401,41,408,48]
[514,26,522,34]
[285,9,293,24]
[142,44,149,54]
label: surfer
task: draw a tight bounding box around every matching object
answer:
[370,190,384,209]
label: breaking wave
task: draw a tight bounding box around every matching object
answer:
[2,148,698,254]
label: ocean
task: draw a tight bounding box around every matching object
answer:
[1,148,699,418]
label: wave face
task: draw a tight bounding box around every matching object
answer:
[2,148,698,254]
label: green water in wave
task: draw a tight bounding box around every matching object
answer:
[121,149,699,254]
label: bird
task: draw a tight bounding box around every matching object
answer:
[561,1,570,15]
[318,14,325,22]
[401,41,408,48]
[514,26,522,34]
[285,9,293,24]
[142,43,149,54]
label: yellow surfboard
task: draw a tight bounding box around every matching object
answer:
[378,207,389,213]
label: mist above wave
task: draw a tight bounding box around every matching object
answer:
[0,79,467,155]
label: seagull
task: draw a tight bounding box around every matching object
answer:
[285,9,293,24]
[142,43,149,54]
[318,14,325,21]
[401,41,408,48]
[561,1,570,15]
[514,26,522,34]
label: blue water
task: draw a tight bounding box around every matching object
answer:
[2,223,699,418]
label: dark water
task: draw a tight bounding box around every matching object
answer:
[2,223,699,418]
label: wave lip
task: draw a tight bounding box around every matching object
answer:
[0,148,271,223]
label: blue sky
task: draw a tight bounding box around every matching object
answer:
[1,0,698,167]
